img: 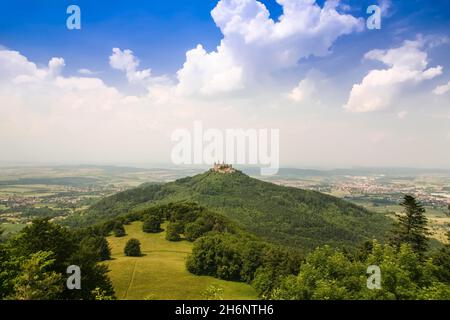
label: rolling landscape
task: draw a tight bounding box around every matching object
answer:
[1,0,450,304]
[1,165,449,300]
[71,168,391,251]
[1,165,447,247]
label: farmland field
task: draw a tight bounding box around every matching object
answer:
[0,223,27,237]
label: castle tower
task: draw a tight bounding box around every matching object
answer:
[211,162,235,174]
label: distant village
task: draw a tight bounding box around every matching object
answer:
[269,175,450,209]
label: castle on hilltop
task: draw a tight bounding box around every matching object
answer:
[212,162,236,174]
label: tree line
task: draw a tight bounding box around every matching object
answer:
[1,195,448,300]
[0,219,114,299]
[184,195,450,299]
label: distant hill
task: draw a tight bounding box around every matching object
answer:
[68,170,391,251]
[242,166,450,179]
[0,177,99,187]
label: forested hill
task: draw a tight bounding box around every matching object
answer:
[66,170,391,251]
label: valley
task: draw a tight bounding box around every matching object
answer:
[1,165,449,300]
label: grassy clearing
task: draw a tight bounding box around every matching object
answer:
[105,221,258,300]
[0,223,27,235]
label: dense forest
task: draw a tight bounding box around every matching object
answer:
[65,170,391,253]
[0,219,114,299]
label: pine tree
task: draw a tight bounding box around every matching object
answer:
[390,195,430,256]
[80,236,111,261]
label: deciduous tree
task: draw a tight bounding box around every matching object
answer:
[124,238,141,257]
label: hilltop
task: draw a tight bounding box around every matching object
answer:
[67,169,391,251]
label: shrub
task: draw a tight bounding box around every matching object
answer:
[184,222,204,242]
[171,221,184,234]
[113,223,126,237]
[202,285,224,300]
[124,239,141,257]
[165,223,181,242]
[142,216,162,233]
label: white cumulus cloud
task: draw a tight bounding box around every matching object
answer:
[48,57,65,78]
[176,44,243,96]
[433,82,450,95]
[289,78,317,103]
[344,39,443,112]
[78,68,95,75]
[109,48,151,83]
[176,0,363,96]
[1,44,449,168]
[0,49,65,84]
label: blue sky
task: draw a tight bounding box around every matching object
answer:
[1,1,220,76]
[1,0,449,78]
[0,0,449,168]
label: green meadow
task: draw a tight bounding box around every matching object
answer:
[0,223,27,236]
[105,221,258,300]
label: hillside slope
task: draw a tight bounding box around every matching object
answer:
[106,221,257,299]
[70,170,391,251]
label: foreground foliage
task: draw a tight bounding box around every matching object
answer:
[0,218,115,300]
[269,242,450,300]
